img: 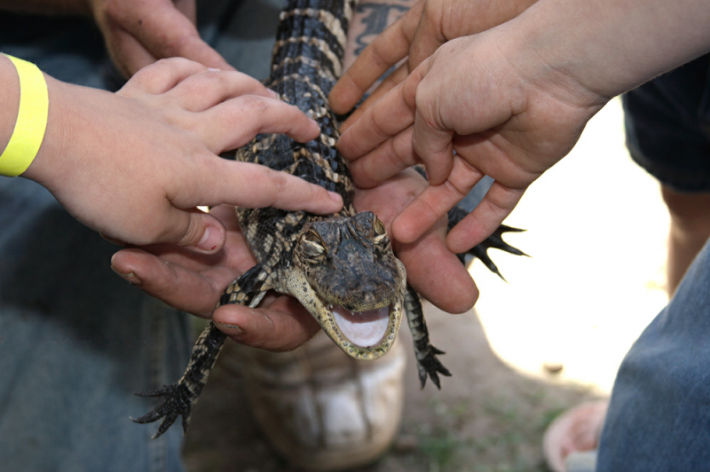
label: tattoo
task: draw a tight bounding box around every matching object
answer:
[353,2,411,56]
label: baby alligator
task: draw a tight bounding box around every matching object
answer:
[133,0,524,439]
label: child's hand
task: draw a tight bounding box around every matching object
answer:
[24,58,342,254]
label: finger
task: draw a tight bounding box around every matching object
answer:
[337,72,420,161]
[392,154,484,244]
[170,70,275,111]
[407,0,449,70]
[174,0,196,22]
[156,207,229,254]
[352,169,478,313]
[348,125,418,188]
[411,97,455,185]
[338,63,409,133]
[213,296,320,351]
[163,156,342,220]
[397,225,478,313]
[110,248,236,317]
[123,1,233,71]
[197,95,321,152]
[179,160,343,214]
[119,57,208,96]
[330,1,423,115]
[103,26,157,78]
[446,181,526,253]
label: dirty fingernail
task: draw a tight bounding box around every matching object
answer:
[111,265,142,285]
[214,321,243,334]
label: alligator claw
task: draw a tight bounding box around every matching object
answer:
[132,383,193,439]
[416,345,452,389]
[464,224,527,280]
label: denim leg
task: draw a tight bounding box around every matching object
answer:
[0,13,191,472]
[596,239,710,471]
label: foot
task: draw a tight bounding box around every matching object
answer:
[542,400,608,472]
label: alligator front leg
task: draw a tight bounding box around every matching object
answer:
[133,264,269,438]
[132,323,226,438]
[404,285,451,389]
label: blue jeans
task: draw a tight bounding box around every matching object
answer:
[0,14,193,472]
[597,238,710,470]
[596,55,710,470]
[0,2,316,470]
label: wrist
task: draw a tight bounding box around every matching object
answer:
[0,55,20,158]
[22,74,72,185]
[0,54,50,178]
[506,0,710,102]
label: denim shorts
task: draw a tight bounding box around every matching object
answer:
[624,53,710,192]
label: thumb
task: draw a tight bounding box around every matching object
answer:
[165,208,227,254]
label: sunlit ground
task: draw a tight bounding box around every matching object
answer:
[469,97,670,394]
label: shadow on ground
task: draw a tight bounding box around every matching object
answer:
[183,304,600,472]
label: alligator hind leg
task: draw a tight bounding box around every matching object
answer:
[404,285,451,389]
[133,263,269,438]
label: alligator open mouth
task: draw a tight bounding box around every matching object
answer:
[331,305,391,347]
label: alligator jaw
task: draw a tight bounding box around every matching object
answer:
[332,305,390,347]
[285,259,407,359]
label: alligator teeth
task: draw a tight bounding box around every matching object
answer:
[331,305,390,348]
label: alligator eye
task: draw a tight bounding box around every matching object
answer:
[303,240,326,257]
[301,230,327,259]
[374,218,386,236]
[373,217,388,245]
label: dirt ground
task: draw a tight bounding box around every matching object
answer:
[182,302,599,472]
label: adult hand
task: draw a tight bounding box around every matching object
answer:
[337,31,605,254]
[87,0,231,77]
[111,170,478,351]
[354,168,478,314]
[330,0,537,124]
[111,205,322,351]
[23,57,342,255]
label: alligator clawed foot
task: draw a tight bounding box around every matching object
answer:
[416,345,451,389]
[467,224,527,280]
[132,383,194,439]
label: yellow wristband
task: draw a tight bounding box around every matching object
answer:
[0,54,49,177]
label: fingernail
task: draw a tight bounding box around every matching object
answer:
[111,265,142,285]
[207,67,221,72]
[269,89,280,99]
[196,226,223,253]
[214,321,243,334]
[100,233,128,247]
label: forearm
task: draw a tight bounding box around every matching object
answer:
[504,0,710,104]
[0,56,20,157]
[0,0,89,15]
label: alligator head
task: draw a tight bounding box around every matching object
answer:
[286,211,406,359]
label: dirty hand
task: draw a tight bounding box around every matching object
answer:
[111,204,324,351]
[110,170,478,351]
[337,30,604,254]
[87,0,232,76]
[330,0,537,126]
